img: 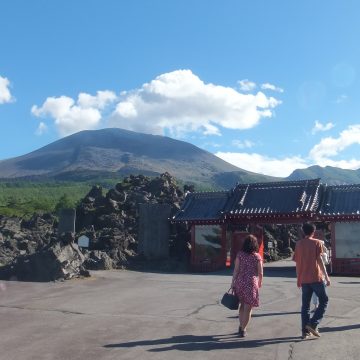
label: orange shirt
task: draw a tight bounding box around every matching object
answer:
[293,237,324,285]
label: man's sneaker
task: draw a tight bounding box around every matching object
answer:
[305,324,321,337]
[301,331,311,340]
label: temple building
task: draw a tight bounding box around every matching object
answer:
[172,179,360,275]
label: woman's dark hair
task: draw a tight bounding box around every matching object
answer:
[243,234,259,254]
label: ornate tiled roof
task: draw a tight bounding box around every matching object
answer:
[172,179,360,223]
[172,191,229,223]
[318,184,360,220]
[224,179,321,219]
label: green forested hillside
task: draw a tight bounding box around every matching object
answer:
[287,165,360,184]
[0,181,113,217]
[0,176,205,217]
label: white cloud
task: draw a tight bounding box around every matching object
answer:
[215,123,360,177]
[31,91,117,136]
[215,151,309,177]
[203,123,221,136]
[312,157,360,169]
[309,124,360,167]
[238,79,257,92]
[35,122,48,135]
[78,90,117,109]
[0,76,13,104]
[109,70,282,137]
[336,94,348,104]
[31,71,281,138]
[232,139,255,149]
[261,83,284,93]
[311,120,335,134]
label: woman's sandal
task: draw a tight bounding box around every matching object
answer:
[238,327,247,337]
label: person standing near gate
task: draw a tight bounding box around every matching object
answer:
[293,222,331,339]
[231,234,263,337]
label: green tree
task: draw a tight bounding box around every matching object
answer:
[54,194,75,214]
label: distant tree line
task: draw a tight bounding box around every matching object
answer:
[0,176,208,218]
[0,181,94,217]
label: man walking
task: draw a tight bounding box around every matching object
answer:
[293,222,331,339]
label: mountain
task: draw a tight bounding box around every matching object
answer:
[2,128,358,188]
[286,165,360,185]
[0,128,277,188]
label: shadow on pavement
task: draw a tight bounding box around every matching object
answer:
[104,334,304,352]
[252,311,299,317]
[127,259,297,278]
[263,268,296,278]
[126,266,297,278]
[320,324,360,333]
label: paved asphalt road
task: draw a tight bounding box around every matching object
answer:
[0,259,359,360]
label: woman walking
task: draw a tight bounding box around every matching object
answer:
[231,234,263,337]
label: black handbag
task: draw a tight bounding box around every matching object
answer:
[221,288,239,310]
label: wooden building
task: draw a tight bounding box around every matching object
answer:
[315,184,360,275]
[172,179,360,275]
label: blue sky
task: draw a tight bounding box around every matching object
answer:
[1,0,360,177]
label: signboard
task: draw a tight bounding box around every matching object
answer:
[58,208,76,235]
[335,222,360,258]
[78,235,90,248]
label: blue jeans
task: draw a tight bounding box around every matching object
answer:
[311,280,326,306]
[301,282,329,332]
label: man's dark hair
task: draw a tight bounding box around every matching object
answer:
[302,222,316,236]
[243,234,259,254]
